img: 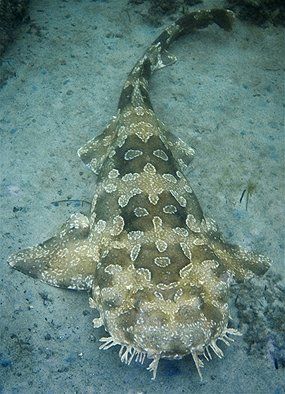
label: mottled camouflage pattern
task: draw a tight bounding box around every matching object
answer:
[8,9,270,379]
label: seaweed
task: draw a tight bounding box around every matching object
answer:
[226,0,285,25]
[0,0,29,56]
[129,0,202,26]
[232,271,285,369]
[240,180,257,211]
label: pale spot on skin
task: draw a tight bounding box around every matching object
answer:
[136,267,151,281]
[201,259,219,269]
[154,291,164,300]
[163,204,177,214]
[193,237,206,246]
[134,106,145,116]
[89,297,97,309]
[133,122,154,142]
[134,207,149,217]
[105,264,122,275]
[130,244,141,261]
[101,249,109,258]
[118,195,129,208]
[186,214,201,232]
[94,220,106,234]
[92,317,104,328]
[90,157,98,168]
[179,263,193,279]
[123,110,132,118]
[128,231,144,240]
[117,134,127,148]
[154,256,171,267]
[162,173,177,183]
[153,149,168,161]
[122,173,139,182]
[110,215,125,236]
[118,188,142,207]
[68,214,89,230]
[170,190,187,207]
[155,239,168,253]
[184,184,192,193]
[143,162,156,174]
[118,125,126,134]
[104,183,117,193]
[124,149,143,161]
[91,193,99,213]
[178,158,187,170]
[152,216,163,232]
[172,227,189,237]
[135,131,153,142]
[202,217,218,233]
[102,135,114,147]
[173,288,183,301]
[180,242,192,260]
[156,282,177,290]
[148,194,159,205]
[108,169,119,179]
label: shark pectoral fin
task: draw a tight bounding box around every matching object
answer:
[8,213,98,290]
[209,236,271,282]
[161,128,195,170]
[78,117,118,174]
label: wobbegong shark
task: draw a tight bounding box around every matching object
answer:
[8,9,270,379]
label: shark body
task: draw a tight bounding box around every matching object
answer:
[8,9,270,379]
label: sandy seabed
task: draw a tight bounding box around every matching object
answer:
[0,1,284,393]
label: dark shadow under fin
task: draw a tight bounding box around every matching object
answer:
[8,213,98,290]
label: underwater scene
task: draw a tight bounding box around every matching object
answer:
[0,0,284,393]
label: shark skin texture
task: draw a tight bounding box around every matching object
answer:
[8,9,270,380]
